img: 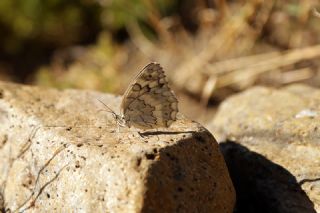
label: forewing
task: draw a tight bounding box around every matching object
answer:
[120,62,178,129]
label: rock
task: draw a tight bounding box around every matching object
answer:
[209,84,320,213]
[0,81,235,213]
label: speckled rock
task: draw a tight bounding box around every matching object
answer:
[209,84,320,213]
[0,81,235,213]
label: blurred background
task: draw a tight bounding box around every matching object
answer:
[0,0,320,122]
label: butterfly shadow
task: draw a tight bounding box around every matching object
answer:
[138,130,198,137]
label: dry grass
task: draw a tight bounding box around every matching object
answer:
[33,0,320,121]
[122,0,320,105]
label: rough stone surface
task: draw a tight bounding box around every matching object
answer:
[209,84,320,213]
[0,81,235,213]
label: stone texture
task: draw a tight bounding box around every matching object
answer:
[0,81,235,213]
[209,84,320,213]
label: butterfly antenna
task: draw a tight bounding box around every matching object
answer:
[97,99,118,118]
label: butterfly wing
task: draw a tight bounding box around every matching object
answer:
[120,62,178,129]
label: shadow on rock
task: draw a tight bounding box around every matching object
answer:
[219,141,316,213]
[141,131,235,213]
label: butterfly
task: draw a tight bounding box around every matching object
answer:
[100,62,178,130]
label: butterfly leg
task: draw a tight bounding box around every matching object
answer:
[138,131,146,138]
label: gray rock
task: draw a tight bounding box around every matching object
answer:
[209,84,320,213]
[0,81,235,213]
